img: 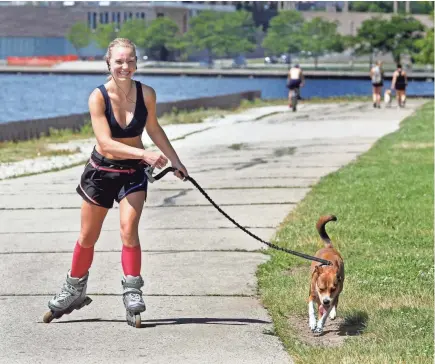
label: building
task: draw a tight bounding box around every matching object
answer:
[0,1,236,59]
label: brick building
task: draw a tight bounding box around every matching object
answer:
[0,1,236,59]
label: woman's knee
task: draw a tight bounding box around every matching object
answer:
[120,221,139,246]
[78,231,100,248]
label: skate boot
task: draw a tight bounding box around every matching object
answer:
[122,275,146,328]
[43,271,92,323]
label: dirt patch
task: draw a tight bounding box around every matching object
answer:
[283,266,307,276]
[274,147,296,157]
[228,143,246,151]
[288,311,367,348]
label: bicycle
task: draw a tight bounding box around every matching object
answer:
[290,87,300,112]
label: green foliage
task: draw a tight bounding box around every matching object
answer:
[387,15,426,62]
[353,16,391,57]
[66,22,91,55]
[414,28,434,64]
[93,23,118,50]
[184,10,256,62]
[352,15,425,63]
[143,17,180,52]
[118,18,147,50]
[410,1,434,14]
[300,17,344,68]
[219,10,257,57]
[262,10,304,55]
[184,10,225,61]
[349,1,434,14]
[349,1,394,13]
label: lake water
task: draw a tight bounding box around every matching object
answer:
[2,74,433,124]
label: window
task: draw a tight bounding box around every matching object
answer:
[87,12,92,28]
[183,13,187,32]
[140,12,146,19]
[157,12,164,17]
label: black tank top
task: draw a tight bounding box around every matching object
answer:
[97,80,148,138]
[396,70,406,86]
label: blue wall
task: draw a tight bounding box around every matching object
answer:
[0,37,105,59]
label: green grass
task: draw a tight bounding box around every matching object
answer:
[0,124,93,163]
[257,101,434,363]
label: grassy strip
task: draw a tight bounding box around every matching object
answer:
[0,97,376,163]
[257,102,434,363]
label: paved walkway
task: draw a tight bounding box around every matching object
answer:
[0,101,425,364]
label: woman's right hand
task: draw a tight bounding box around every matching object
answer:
[142,151,168,169]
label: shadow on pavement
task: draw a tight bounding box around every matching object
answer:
[46,317,271,328]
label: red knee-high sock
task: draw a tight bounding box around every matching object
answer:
[122,245,141,276]
[70,241,94,278]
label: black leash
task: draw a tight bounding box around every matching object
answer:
[145,166,332,266]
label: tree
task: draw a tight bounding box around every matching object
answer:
[349,1,393,13]
[219,10,257,57]
[184,10,257,66]
[385,15,425,63]
[262,10,304,56]
[94,23,118,50]
[184,11,224,66]
[299,17,344,68]
[352,16,391,68]
[410,1,434,14]
[413,28,434,65]
[118,18,147,51]
[143,17,180,61]
[66,22,91,58]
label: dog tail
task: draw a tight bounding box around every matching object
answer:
[316,215,337,246]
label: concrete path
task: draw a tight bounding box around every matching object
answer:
[0,100,425,364]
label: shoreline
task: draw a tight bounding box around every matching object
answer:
[1,65,434,80]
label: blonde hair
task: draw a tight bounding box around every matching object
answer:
[105,38,137,79]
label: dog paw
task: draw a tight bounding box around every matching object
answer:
[309,318,317,331]
[329,306,336,320]
[313,327,323,335]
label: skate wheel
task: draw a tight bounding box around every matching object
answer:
[126,311,142,328]
[134,313,141,328]
[43,310,54,323]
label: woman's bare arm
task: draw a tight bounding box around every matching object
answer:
[391,71,397,90]
[143,85,188,177]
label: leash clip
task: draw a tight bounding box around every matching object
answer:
[144,165,156,183]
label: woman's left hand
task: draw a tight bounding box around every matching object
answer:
[172,161,188,181]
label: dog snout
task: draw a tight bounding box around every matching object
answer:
[322,298,331,305]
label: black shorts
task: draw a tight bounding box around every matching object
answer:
[395,84,406,91]
[76,148,148,209]
[372,82,383,87]
[287,79,301,90]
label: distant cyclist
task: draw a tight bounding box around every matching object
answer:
[287,64,305,111]
[370,60,384,108]
[391,63,408,108]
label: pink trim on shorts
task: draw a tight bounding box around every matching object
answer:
[89,159,136,174]
[78,183,101,206]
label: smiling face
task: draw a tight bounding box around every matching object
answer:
[109,45,136,80]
